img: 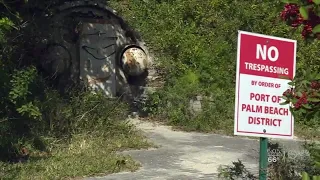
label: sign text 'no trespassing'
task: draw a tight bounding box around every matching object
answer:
[234,31,297,139]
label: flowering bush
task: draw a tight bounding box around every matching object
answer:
[282,70,320,119]
[280,0,320,119]
[281,1,320,179]
[280,0,320,40]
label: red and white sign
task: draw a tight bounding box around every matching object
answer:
[234,31,297,139]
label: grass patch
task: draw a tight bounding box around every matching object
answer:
[0,127,153,180]
[0,85,154,179]
[295,124,320,141]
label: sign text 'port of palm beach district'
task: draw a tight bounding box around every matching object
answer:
[234,31,297,139]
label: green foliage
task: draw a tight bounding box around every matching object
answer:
[218,160,256,179]
[39,89,131,136]
[280,0,320,39]
[268,142,320,180]
[111,0,320,135]
[0,2,151,178]
[300,6,309,20]
[279,0,320,174]
[302,172,320,180]
[9,67,37,104]
[16,102,41,120]
[0,128,151,180]
[219,142,320,180]
[0,0,319,178]
[279,1,320,139]
[0,17,14,44]
[281,70,320,127]
[8,66,41,120]
[306,143,320,172]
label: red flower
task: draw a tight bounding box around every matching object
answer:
[308,0,314,4]
[311,81,320,89]
[293,92,308,110]
[280,4,300,23]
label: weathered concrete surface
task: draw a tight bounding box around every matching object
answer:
[86,119,305,180]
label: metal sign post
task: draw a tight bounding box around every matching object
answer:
[259,137,268,180]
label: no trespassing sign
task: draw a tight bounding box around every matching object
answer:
[234,31,297,139]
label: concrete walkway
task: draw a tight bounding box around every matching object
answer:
[86,118,304,180]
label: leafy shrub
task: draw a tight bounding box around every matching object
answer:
[280,0,320,40]
[218,160,257,180]
[280,0,320,127]
[218,142,320,180]
[279,0,320,173]
[9,66,41,120]
[268,142,320,180]
[282,70,320,127]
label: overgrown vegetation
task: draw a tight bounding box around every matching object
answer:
[0,1,151,179]
[1,0,320,179]
[280,0,320,137]
[110,0,320,138]
[218,142,320,180]
[110,0,320,179]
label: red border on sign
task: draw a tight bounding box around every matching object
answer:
[235,31,296,138]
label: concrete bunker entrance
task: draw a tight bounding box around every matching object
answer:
[36,1,152,103]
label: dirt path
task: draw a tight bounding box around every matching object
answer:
[87,118,303,180]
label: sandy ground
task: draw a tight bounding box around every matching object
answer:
[86,118,303,180]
